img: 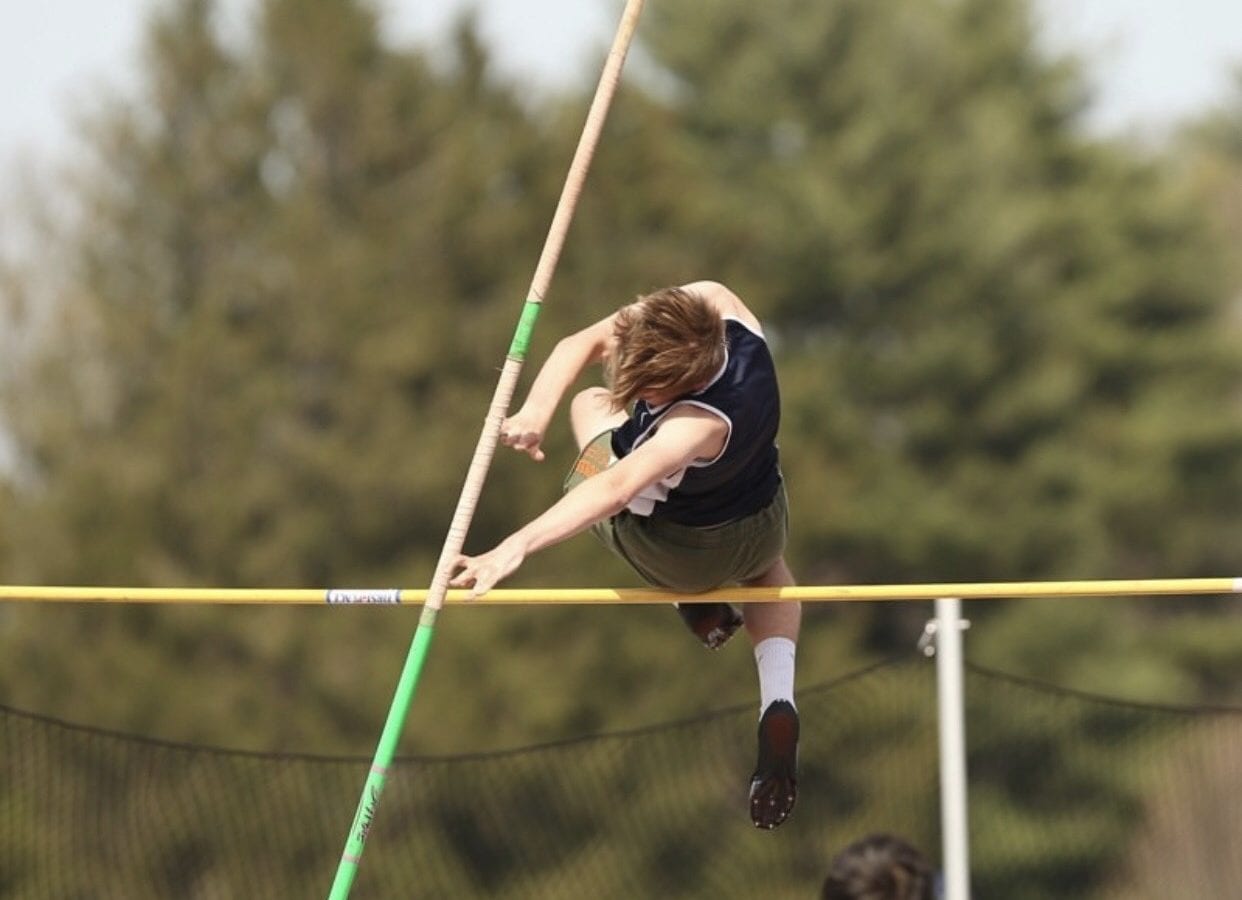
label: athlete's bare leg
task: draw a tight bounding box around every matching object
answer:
[741,556,800,643]
[741,556,799,830]
[570,387,626,450]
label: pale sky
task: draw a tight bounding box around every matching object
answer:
[1,0,1241,169]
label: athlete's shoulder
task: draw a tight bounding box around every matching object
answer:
[680,280,763,335]
[680,279,737,307]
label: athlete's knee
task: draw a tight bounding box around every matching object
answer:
[570,387,622,447]
[570,386,612,417]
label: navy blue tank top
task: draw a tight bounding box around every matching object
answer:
[610,317,781,526]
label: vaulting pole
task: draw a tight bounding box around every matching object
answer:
[325,2,647,896]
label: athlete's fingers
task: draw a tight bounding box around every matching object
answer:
[448,556,477,588]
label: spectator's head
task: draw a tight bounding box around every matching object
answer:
[821,833,935,900]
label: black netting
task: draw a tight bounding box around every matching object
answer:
[964,663,1242,900]
[3,658,1241,898]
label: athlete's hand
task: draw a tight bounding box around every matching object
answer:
[449,537,527,598]
[500,409,547,462]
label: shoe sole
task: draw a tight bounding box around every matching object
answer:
[749,700,799,830]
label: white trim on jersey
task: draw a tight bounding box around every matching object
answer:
[620,316,766,517]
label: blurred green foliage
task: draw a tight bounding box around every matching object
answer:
[2,0,1242,895]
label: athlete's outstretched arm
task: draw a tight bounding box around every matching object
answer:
[451,410,726,595]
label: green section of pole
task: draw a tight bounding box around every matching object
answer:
[327,606,438,900]
[508,300,543,359]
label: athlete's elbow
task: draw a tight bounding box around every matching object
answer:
[561,325,608,362]
[597,472,639,517]
[601,488,632,519]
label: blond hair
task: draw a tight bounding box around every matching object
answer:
[607,286,726,411]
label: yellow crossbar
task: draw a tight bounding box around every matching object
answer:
[0,578,1239,605]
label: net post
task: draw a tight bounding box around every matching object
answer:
[935,597,972,900]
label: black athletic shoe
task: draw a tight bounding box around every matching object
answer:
[749,699,799,830]
[675,602,744,650]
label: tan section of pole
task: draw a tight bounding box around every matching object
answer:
[1,578,1239,605]
[427,0,647,614]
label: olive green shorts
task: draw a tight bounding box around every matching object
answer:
[563,431,789,593]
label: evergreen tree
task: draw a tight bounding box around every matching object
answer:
[0,0,573,749]
[1181,69,1242,294]
[633,0,1242,589]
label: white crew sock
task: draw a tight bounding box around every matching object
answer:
[754,636,797,713]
